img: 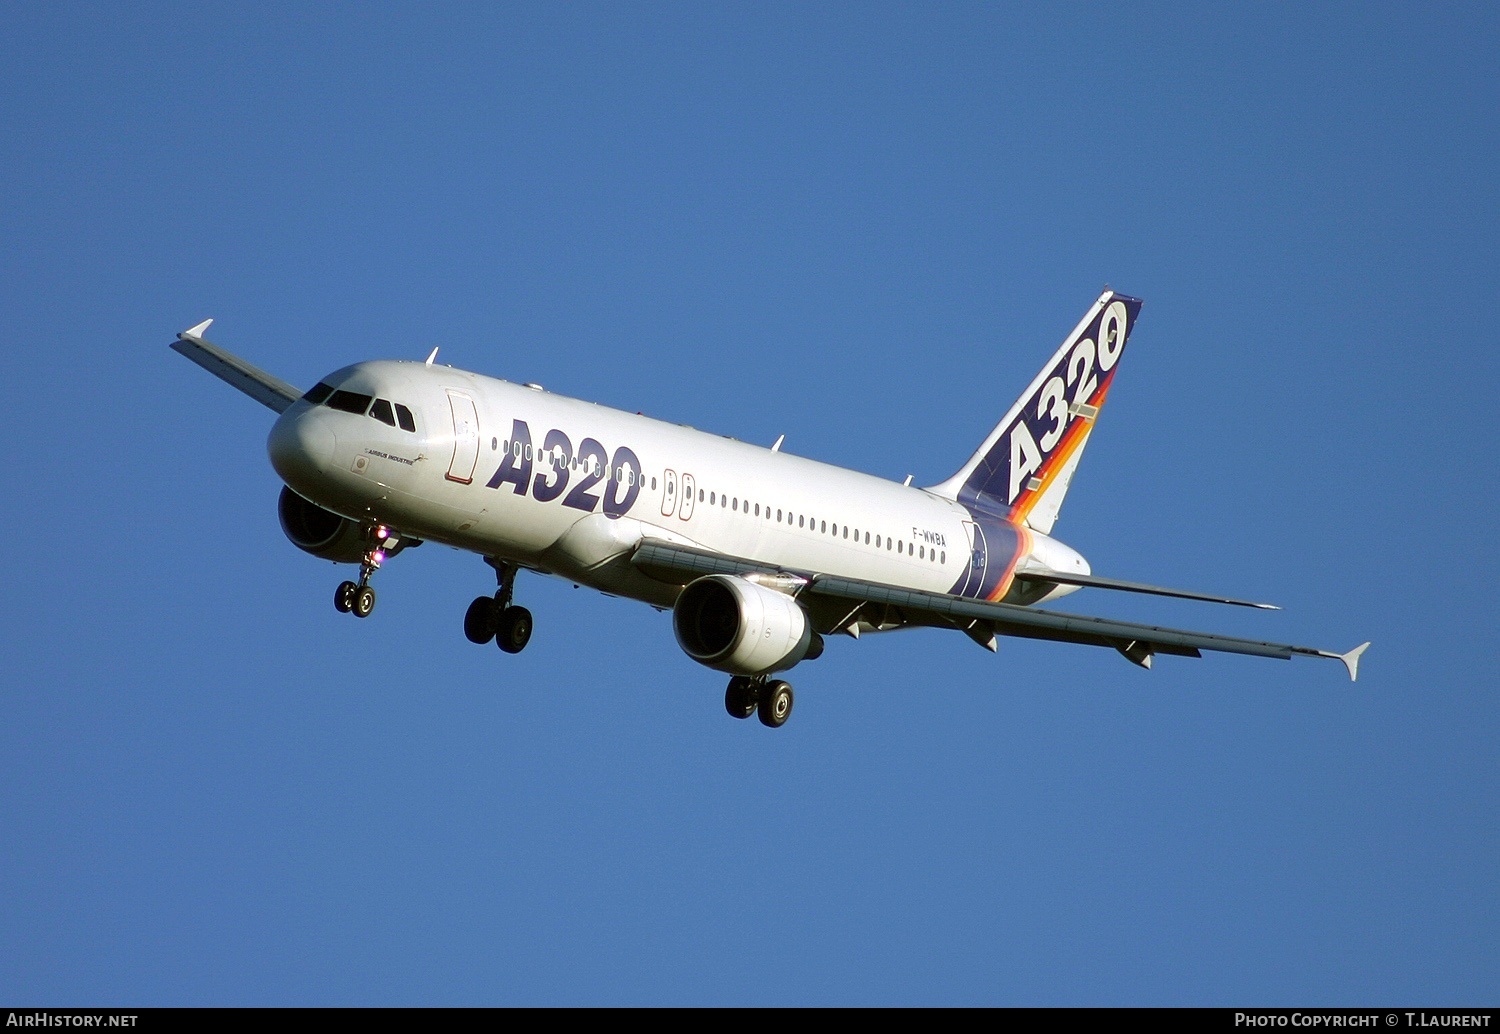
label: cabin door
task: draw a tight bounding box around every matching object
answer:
[445,391,480,483]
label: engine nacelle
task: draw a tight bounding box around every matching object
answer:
[673,574,822,676]
[277,485,366,563]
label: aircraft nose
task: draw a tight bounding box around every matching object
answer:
[267,408,337,486]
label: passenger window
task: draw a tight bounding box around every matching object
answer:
[651,477,658,490]
[864,532,870,545]
[820,521,827,534]
[327,390,373,414]
[369,399,396,426]
[303,382,334,404]
[941,551,946,563]
[709,492,716,505]
[699,489,705,502]
[798,515,804,528]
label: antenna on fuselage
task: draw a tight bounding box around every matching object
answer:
[425,347,439,365]
[771,434,785,452]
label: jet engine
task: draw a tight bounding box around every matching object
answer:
[672,574,823,676]
[277,485,367,563]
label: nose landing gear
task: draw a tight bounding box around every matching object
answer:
[332,524,404,619]
[463,558,534,654]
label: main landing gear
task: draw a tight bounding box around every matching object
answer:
[463,558,533,654]
[333,525,403,619]
[725,676,794,729]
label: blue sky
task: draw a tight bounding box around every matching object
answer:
[2,3,1495,1006]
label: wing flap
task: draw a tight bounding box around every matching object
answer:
[170,320,302,413]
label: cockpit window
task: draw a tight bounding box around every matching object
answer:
[303,382,334,405]
[395,403,416,432]
[327,390,373,414]
[369,398,396,427]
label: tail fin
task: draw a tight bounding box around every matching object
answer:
[926,290,1143,533]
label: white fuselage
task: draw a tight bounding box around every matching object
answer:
[267,360,1087,616]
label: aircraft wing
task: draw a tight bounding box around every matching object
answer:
[629,540,1369,681]
[170,319,302,413]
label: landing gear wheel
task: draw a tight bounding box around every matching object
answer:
[758,680,793,728]
[334,580,357,613]
[352,585,376,618]
[496,606,533,654]
[464,596,499,644]
[725,677,759,720]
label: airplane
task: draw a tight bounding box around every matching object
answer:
[172,290,1368,728]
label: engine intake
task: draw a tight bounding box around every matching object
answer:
[277,485,367,563]
[673,574,821,676]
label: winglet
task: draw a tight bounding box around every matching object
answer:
[181,318,214,341]
[1338,642,1371,682]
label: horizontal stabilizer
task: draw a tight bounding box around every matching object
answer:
[171,321,301,413]
[1016,568,1279,609]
